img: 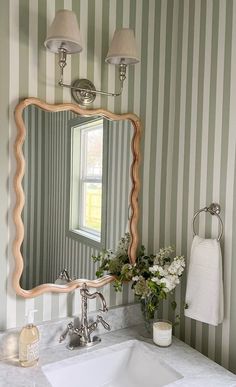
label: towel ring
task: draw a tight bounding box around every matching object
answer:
[192,203,223,241]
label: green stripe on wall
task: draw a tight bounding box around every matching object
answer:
[38,0,47,101]
[218,0,233,367]
[19,0,29,99]
[0,0,9,330]
[1,0,236,372]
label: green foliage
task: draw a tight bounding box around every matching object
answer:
[91,233,185,324]
[171,300,177,310]
[172,314,180,327]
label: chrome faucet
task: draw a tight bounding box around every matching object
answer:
[59,283,111,349]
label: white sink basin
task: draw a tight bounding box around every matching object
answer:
[43,339,183,387]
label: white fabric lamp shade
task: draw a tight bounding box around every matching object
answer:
[105,28,140,65]
[44,10,83,54]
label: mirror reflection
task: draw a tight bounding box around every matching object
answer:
[20,105,132,289]
[69,117,104,243]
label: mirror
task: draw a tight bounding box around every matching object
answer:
[13,98,141,298]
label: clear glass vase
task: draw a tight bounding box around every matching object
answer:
[140,297,158,336]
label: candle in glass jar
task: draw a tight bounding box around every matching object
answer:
[153,320,172,347]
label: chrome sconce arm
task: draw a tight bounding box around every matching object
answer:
[44,10,140,106]
[57,48,127,105]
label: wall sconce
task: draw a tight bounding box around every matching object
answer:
[44,10,140,105]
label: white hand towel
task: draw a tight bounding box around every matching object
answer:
[184,235,224,326]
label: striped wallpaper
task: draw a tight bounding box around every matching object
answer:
[0,0,236,373]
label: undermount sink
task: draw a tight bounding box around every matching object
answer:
[42,339,183,387]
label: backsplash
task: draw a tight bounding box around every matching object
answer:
[0,303,143,360]
[0,0,236,374]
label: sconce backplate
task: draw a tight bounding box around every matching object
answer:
[71,79,96,105]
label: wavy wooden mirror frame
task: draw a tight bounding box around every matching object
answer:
[13,98,141,298]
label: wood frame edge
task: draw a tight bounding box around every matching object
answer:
[13,97,141,298]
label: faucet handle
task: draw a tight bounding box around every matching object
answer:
[96,315,111,331]
[59,322,74,343]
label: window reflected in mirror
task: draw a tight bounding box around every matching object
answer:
[69,118,106,244]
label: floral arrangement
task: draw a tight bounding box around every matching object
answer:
[92,233,185,322]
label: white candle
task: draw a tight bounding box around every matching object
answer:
[153,320,172,347]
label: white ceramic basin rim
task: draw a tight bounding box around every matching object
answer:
[42,339,183,387]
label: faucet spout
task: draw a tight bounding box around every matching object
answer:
[97,292,108,313]
[80,284,108,312]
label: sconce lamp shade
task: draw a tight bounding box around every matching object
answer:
[44,10,83,54]
[105,28,140,65]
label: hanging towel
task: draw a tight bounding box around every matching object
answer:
[184,235,224,326]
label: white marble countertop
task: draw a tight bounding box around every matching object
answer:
[0,324,236,387]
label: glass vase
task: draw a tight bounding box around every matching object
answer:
[140,297,157,336]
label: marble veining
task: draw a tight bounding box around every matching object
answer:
[0,324,236,386]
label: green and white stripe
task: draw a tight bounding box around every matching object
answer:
[1,0,236,372]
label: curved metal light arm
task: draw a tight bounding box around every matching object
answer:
[58,79,124,97]
[58,49,126,104]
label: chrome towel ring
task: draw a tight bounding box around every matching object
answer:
[192,203,223,242]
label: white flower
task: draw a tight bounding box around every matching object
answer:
[160,275,180,293]
[149,265,168,277]
[116,233,131,255]
[153,246,174,264]
[149,265,159,273]
[132,276,140,282]
[151,277,161,285]
[168,256,185,276]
